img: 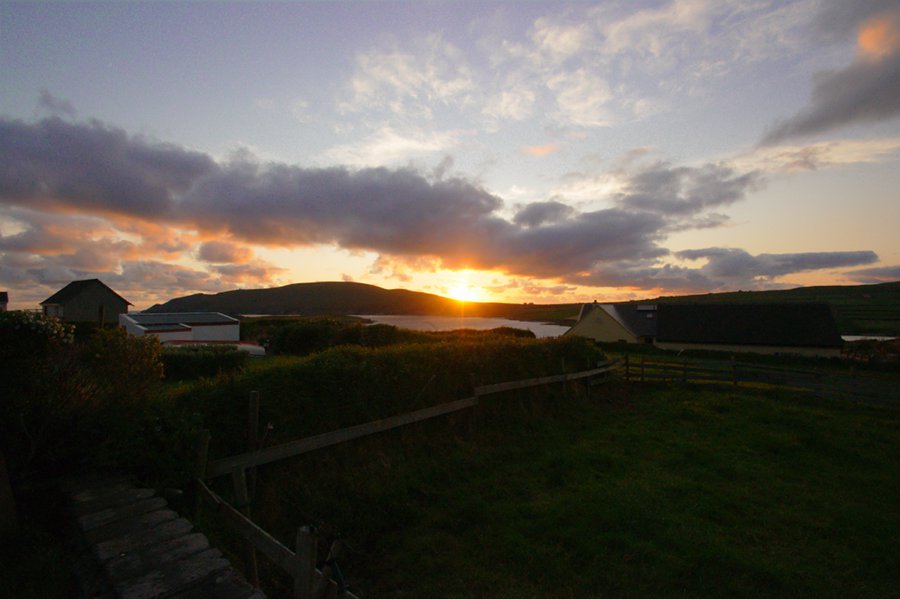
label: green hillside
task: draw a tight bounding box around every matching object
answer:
[147,280,900,335]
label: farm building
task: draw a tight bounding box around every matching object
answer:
[40,279,131,324]
[119,312,240,344]
[566,302,843,357]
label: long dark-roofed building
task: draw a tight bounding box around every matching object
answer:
[566,302,843,357]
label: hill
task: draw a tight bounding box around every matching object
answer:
[146,280,900,335]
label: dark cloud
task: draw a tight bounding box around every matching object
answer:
[0,116,215,217]
[676,247,879,280]
[37,90,76,118]
[843,264,900,284]
[574,248,880,293]
[0,115,883,303]
[197,240,253,264]
[762,5,900,145]
[513,201,575,227]
[614,162,763,216]
[762,52,900,145]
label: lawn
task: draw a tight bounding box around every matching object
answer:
[246,383,899,598]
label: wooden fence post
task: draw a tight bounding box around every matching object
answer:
[192,429,210,518]
[232,468,259,588]
[294,525,317,599]
[248,391,260,497]
[0,450,17,540]
[561,358,567,396]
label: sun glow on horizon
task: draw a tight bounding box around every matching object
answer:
[446,271,488,303]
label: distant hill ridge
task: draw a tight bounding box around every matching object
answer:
[146,282,464,316]
[146,280,900,335]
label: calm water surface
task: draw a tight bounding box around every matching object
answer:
[358,315,571,338]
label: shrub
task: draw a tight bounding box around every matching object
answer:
[0,321,166,478]
[161,345,250,380]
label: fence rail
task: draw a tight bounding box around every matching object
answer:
[196,358,622,598]
[194,354,896,597]
[622,355,900,406]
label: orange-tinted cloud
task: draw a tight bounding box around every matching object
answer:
[858,12,900,59]
[520,143,560,156]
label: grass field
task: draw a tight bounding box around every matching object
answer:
[238,383,899,598]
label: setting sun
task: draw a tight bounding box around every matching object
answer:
[447,283,480,302]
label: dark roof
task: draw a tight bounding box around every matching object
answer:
[0,291,7,303]
[606,304,659,338]
[40,279,132,306]
[655,303,843,348]
[125,312,238,326]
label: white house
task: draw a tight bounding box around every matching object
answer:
[119,312,240,343]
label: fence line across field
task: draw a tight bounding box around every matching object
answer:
[195,358,622,598]
[192,353,896,597]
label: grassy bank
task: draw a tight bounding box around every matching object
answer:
[201,382,899,598]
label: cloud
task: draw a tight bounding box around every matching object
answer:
[513,201,574,227]
[520,143,560,157]
[677,247,879,279]
[614,161,763,216]
[0,114,881,304]
[323,127,462,167]
[341,34,474,119]
[733,138,900,173]
[843,265,900,284]
[575,248,881,293]
[762,6,900,144]
[0,116,215,218]
[197,240,254,264]
[37,90,76,118]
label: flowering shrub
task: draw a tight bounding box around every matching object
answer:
[0,310,74,352]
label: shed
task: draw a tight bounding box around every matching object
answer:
[40,279,131,324]
[564,302,657,344]
[119,312,240,343]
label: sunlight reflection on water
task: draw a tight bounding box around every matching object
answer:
[358,315,570,338]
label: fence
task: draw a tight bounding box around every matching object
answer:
[193,360,623,598]
[620,355,900,407]
[193,355,897,597]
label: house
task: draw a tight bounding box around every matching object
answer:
[566,302,843,357]
[40,279,131,324]
[0,292,7,312]
[565,302,658,344]
[119,312,240,344]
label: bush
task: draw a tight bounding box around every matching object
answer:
[0,321,166,479]
[162,345,250,380]
[173,335,607,458]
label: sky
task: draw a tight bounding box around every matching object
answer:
[1,0,899,310]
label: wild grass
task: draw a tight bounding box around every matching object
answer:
[221,383,899,598]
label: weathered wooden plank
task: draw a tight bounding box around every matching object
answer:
[198,480,296,573]
[475,373,568,395]
[103,532,212,583]
[77,496,169,532]
[72,487,157,517]
[115,548,230,599]
[83,508,179,545]
[207,396,477,477]
[170,568,265,599]
[93,517,194,563]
